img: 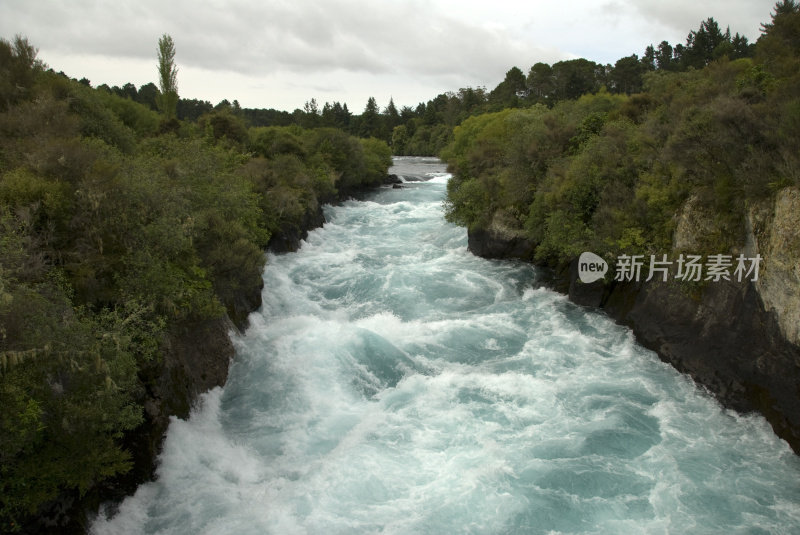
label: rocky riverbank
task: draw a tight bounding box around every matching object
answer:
[73,178,406,531]
[467,187,800,454]
[26,177,400,534]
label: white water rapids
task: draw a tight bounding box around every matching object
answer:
[93,157,800,534]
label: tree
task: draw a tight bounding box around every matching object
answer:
[392,124,409,154]
[177,98,213,121]
[673,43,686,65]
[611,55,645,94]
[136,82,159,110]
[422,98,439,125]
[682,18,730,69]
[302,98,321,128]
[489,66,527,109]
[761,0,800,33]
[552,59,602,100]
[756,0,800,76]
[120,82,137,100]
[642,45,656,71]
[325,101,351,130]
[156,34,178,120]
[0,35,42,111]
[303,98,319,115]
[383,97,401,132]
[656,41,675,70]
[339,102,352,130]
[359,96,382,138]
[458,86,487,114]
[527,62,555,102]
[730,33,754,58]
[321,102,335,127]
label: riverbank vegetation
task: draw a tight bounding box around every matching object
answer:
[442,1,800,266]
[0,36,390,531]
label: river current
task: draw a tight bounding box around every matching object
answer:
[93,157,800,534]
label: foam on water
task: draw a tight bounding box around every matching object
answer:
[93,157,800,535]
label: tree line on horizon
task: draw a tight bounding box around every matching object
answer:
[68,14,758,158]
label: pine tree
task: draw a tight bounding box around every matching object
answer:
[384,97,401,130]
[360,97,381,138]
[656,41,674,70]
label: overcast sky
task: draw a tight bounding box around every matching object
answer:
[0,0,777,113]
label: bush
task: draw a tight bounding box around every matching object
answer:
[360,137,392,186]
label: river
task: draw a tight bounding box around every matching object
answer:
[93,157,800,534]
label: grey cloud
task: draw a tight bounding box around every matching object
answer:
[1,0,561,86]
[621,0,775,40]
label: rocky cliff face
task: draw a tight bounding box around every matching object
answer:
[599,274,800,453]
[266,202,326,254]
[467,210,536,260]
[125,317,235,482]
[468,187,800,453]
[751,187,800,347]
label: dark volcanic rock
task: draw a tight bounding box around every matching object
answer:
[229,277,263,331]
[567,256,609,307]
[127,316,235,485]
[267,203,326,254]
[467,226,535,260]
[466,210,536,261]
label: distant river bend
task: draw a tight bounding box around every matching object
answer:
[94,157,800,534]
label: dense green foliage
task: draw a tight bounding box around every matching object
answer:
[443,2,800,267]
[0,35,390,531]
